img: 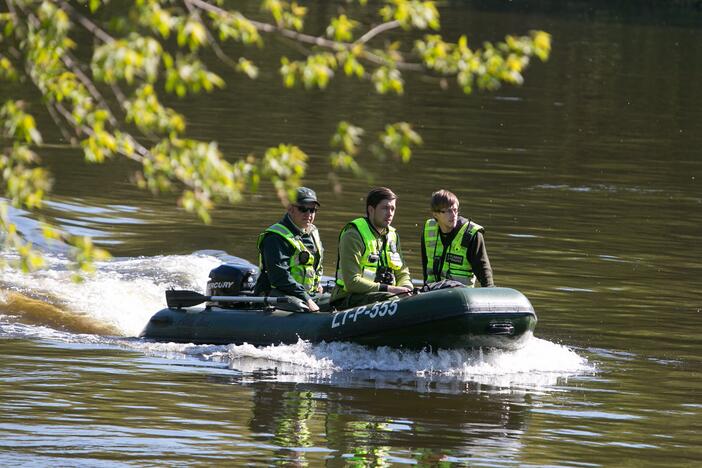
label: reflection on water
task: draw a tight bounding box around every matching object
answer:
[245,381,531,465]
[0,338,564,465]
[2,335,699,466]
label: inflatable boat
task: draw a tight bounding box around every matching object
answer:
[141,263,537,350]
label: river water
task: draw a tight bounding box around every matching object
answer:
[1,0,701,466]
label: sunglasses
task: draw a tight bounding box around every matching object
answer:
[295,205,318,214]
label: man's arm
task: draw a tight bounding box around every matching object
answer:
[420,230,428,284]
[337,228,382,294]
[261,234,311,301]
[464,231,494,287]
[394,235,414,289]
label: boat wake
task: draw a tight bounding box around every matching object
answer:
[0,250,225,336]
[134,336,593,389]
[0,249,594,390]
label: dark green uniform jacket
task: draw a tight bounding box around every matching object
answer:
[254,213,323,301]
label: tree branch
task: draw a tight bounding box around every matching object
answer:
[53,100,150,165]
[14,1,123,136]
[60,52,120,127]
[354,20,401,45]
[46,102,78,144]
[188,0,423,71]
[183,0,239,69]
[56,0,114,44]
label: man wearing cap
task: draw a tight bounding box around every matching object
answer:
[254,187,325,312]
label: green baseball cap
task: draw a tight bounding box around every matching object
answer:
[296,187,320,206]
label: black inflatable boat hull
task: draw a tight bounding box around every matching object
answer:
[141,287,537,350]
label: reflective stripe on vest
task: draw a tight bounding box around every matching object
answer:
[257,223,323,293]
[335,217,403,290]
[423,219,483,286]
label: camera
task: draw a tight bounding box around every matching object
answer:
[375,266,395,285]
[298,251,311,264]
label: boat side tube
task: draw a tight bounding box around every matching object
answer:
[141,287,537,350]
[320,287,536,349]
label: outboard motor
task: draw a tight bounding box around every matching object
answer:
[205,263,259,308]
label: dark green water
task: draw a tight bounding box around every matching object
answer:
[1,1,701,465]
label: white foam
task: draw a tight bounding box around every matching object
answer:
[131,336,593,389]
[0,252,222,336]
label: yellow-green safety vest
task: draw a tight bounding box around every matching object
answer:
[335,217,403,290]
[257,223,323,293]
[423,219,483,286]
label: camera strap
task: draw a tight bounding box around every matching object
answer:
[379,235,389,267]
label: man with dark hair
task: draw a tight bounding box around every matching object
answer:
[421,189,494,287]
[331,187,413,308]
[254,187,325,312]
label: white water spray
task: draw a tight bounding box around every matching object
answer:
[1,250,594,389]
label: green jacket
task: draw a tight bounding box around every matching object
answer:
[254,214,323,301]
[332,217,412,301]
[420,216,494,287]
[423,218,483,286]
